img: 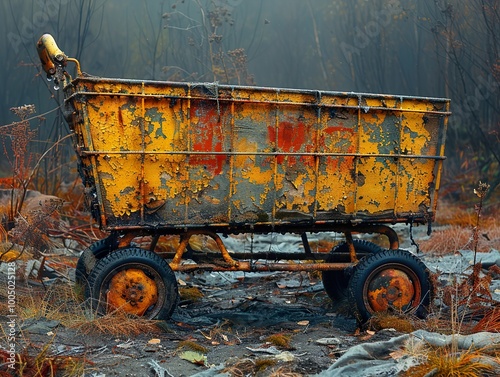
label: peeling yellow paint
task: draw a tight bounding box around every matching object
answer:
[64,77,449,229]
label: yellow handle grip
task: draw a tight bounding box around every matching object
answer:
[36,34,67,75]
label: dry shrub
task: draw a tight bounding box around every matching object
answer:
[16,282,86,327]
[222,357,278,376]
[14,281,160,337]
[176,340,209,354]
[308,239,337,253]
[265,333,294,350]
[268,367,302,377]
[199,320,241,346]
[473,307,500,333]
[419,225,473,255]
[368,312,417,333]
[434,202,479,226]
[0,337,87,377]
[403,344,498,377]
[179,286,204,302]
[424,185,499,256]
[419,220,500,255]
[74,309,160,336]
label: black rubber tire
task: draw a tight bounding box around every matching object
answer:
[75,238,115,288]
[322,240,383,301]
[347,249,432,323]
[85,248,179,320]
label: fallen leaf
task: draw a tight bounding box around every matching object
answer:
[247,346,281,355]
[358,330,375,341]
[116,340,135,349]
[275,351,295,362]
[297,320,309,326]
[148,338,161,345]
[389,348,406,360]
[179,351,206,365]
[316,337,341,346]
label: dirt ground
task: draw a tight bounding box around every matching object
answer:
[3,225,500,376]
[6,268,380,377]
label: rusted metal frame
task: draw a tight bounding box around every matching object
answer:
[394,100,403,217]
[432,106,450,211]
[140,81,146,224]
[149,234,160,253]
[193,250,329,261]
[68,77,451,103]
[227,88,236,222]
[313,91,321,220]
[159,250,347,261]
[170,230,239,270]
[101,223,403,250]
[67,91,452,116]
[272,94,279,225]
[79,150,447,160]
[184,84,192,228]
[117,231,142,248]
[301,233,313,255]
[262,224,400,250]
[353,95,361,217]
[344,231,358,263]
[79,100,108,227]
[66,57,81,76]
[171,261,354,273]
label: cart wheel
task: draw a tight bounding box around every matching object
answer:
[347,249,431,323]
[86,248,178,320]
[322,240,383,301]
[75,237,116,289]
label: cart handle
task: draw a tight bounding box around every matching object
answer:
[36,34,81,77]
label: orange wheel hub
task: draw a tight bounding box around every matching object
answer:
[367,269,415,312]
[106,268,158,316]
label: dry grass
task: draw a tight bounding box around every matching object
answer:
[0,336,87,377]
[268,367,303,377]
[179,286,204,302]
[15,282,86,327]
[368,312,417,333]
[222,357,280,376]
[176,340,209,354]
[4,279,160,337]
[198,319,241,345]
[265,333,294,350]
[423,189,500,256]
[419,223,500,255]
[403,344,498,377]
[472,308,500,333]
[74,309,160,336]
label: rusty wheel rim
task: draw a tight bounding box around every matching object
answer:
[363,263,422,314]
[103,266,162,317]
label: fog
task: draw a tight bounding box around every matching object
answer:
[1,0,498,192]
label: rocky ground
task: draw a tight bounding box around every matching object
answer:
[2,227,500,376]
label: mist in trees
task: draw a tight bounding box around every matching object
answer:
[1,0,498,199]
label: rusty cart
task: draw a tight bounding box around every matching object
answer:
[37,34,450,323]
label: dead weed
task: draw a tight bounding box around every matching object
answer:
[74,309,160,337]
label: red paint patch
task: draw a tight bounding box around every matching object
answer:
[190,105,225,175]
[268,121,314,166]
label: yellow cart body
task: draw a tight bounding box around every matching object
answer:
[36,34,450,322]
[63,77,449,232]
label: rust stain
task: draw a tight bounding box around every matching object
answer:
[65,77,449,228]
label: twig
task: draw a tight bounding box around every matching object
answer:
[149,360,175,377]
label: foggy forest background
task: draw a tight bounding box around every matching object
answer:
[1,0,499,208]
